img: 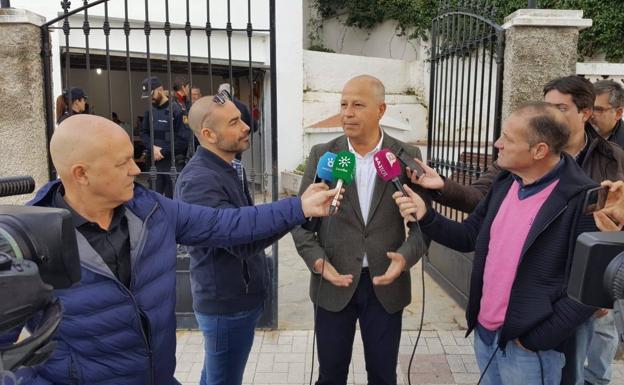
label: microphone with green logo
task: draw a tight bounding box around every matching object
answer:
[329,150,356,215]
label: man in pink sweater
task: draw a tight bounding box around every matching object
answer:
[394,103,598,385]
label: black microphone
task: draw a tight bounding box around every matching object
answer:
[0,176,36,198]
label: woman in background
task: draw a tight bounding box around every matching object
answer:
[56,87,88,124]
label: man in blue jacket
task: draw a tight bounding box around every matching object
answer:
[174,92,276,385]
[14,114,339,385]
[394,103,598,385]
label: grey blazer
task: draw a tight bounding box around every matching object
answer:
[291,133,427,314]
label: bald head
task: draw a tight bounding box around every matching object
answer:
[344,75,385,103]
[51,114,130,177]
[188,96,220,136]
[51,114,140,210]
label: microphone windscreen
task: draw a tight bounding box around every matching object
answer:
[316,152,336,182]
[373,149,402,182]
[332,151,356,186]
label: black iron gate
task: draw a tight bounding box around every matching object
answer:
[40,0,280,328]
[425,0,505,307]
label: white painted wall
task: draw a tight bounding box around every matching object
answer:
[275,0,304,175]
[577,62,624,85]
[302,0,426,61]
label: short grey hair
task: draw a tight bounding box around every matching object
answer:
[594,80,624,108]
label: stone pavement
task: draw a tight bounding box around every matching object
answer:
[174,328,624,384]
[174,237,624,384]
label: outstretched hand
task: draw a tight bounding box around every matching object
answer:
[407,159,444,190]
[301,183,344,218]
[313,258,353,287]
[372,252,406,286]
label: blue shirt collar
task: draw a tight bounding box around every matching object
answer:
[511,157,564,200]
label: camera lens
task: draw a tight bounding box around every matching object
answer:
[0,225,25,260]
[0,252,12,271]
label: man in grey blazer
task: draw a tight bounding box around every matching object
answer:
[291,75,427,385]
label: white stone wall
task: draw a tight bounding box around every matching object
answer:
[302,0,427,61]
[577,62,624,85]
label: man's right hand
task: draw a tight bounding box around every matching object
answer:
[393,184,428,221]
[313,258,353,287]
[408,159,445,190]
[300,183,344,218]
[593,180,624,231]
[153,145,164,161]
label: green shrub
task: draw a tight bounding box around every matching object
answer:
[311,0,624,62]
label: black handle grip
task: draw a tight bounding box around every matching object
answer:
[0,176,36,198]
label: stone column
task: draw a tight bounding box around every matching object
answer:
[0,8,48,204]
[501,9,592,119]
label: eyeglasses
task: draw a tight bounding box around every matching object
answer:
[593,106,615,114]
[213,89,231,105]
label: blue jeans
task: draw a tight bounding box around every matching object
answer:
[585,311,618,384]
[474,324,566,385]
[195,305,263,385]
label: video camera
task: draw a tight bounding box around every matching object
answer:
[568,230,624,342]
[0,176,81,373]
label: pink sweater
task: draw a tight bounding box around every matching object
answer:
[478,179,559,331]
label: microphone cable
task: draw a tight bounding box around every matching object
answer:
[309,214,334,385]
[406,218,427,385]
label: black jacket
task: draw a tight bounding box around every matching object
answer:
[174,147,286,314]
[141,100,188,158]
[607,119,624,148]
[417,154,598,352]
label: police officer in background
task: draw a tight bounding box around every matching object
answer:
[140,76,189,198]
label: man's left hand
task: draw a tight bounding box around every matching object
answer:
[372,252,406,286]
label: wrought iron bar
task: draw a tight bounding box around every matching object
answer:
[247,0,256,195]
[62,0,71,119]
[103,0,112,118]
[185,0,195,156]
[269,0,278,329]
[82,0,91,113]
[206,0,213,94]
[123,0,134,140]
[144,0,157,191]
[468,22,482,184]
[426,19,437,169]
[41,25,56,180]
[226,0,234,89]
[163,0,177,189]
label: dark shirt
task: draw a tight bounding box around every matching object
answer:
[53,187,132,288]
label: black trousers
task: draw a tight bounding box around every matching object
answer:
[154,158,175,198]
[314,269,403,385]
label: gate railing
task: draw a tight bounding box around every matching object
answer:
[39,0,279,328]
[427,0,505,222]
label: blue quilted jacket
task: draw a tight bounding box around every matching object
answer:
[21,180,304,384]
